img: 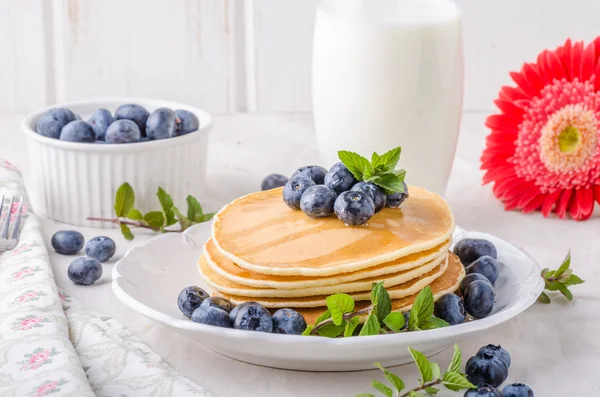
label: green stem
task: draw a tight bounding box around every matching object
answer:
[399,379,442,397]
[310,307,371,335]
[86,216,178,232]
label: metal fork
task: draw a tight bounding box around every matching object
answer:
[0,195,25,252]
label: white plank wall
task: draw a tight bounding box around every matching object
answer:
[2,0,600,115]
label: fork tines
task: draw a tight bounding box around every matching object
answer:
[0,195,24,241]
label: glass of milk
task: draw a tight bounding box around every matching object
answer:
[312,0,463,195]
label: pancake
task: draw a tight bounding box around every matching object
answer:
[211,186,455,276]
[204,238,452,289]
[199,251,447,298]
[214,255,449,307]
[297,252,465,324]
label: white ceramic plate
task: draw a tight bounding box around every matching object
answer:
[112,222,544,371]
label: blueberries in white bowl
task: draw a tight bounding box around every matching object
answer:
[175,109,200,136]
[200,296,234,313]
[36,108,76,138]
[434,293,466,325]
[114,104,150,136]
[466,256,500,285]
[68,257,103,285]
[51,230,85,255]
[463,279,496,319]
[177,286,209,318]
[191,306,232,328]
[146,107,176,140]
[272,308,307,335]
[106,119,141,143]
[88,108,114,141]
[454,238,498,265]
[460,273,491,295]
[233,303,273,333]
[85,236,116,262]
[59,120,95,143]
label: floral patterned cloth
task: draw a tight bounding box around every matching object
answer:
[0,161,213,397]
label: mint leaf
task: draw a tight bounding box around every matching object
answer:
[338,150,370,181]
[420,316,450,330]
[409,287,435,331]
[144,211,166,229]
[538,291,551,304]
[564,274,584,286]
[316,322,345,338]
[314,309,332,326]
[425,387,440,394]
[554,250,571,278]
[367,172,405,195]
[164,208,178,227]
[200,212,216,222]
[374,362,405,393]
[447,344,462,373]
[371,282,392,322]
[326,293,355,326]
[541,268,550,278]
[442,371,476,391]
[407,391,423,397]
[355,394,376,397]
[430,362,441,380]
[408,347,433,385]
[359,311,380,336]
[120,223,134,240]
[187,195,204,222]
[371,380,393,397]
[114,183,135,217]
[556,283,573,301]
[157,187,174,212]
[301,325,314,336]
[127,208,143,220]
[376,147,401,173]
[383,312,405,332]
[344,317,360,337]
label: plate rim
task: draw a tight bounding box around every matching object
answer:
[112,222,545,347]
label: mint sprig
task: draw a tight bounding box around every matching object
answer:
[357,344,475,397]
[338,147,406,194]
[87,182,214,240]
[304,283,448,337]
[539,250,585,303]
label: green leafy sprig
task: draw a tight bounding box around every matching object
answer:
[357,344,475,397]
[338,147,406,194]
[539,250,585,303]
[302,284,449,338]
[87,183,214,240]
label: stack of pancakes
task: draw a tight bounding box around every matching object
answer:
[198,186,465,324]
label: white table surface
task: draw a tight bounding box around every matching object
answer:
[1,112,598,396]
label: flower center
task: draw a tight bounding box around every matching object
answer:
[558,126,581,153]
[538,104,598,173]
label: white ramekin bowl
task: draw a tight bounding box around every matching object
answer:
[22,98,212,227]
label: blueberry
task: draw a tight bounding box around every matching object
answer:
[386,181,409,208]
[106,119,141,143]
[59,120,95,143]
[272,308,307,335]
[466,256,500,285]
[502,383,534,397]
[114,104,150,136]
[87,108,114,141]
[300,185,337,218]
[191,306,232,328]
[434,293,466,325]
[229,301,259,323]
[177,286,209,318]
[146,107,176,140]
[351,182,386,212]
[35,108,76,139]
[200,296,234,313]
[94,140,107,144]
[464,280,495,319]
[334,190,375,226]
[68,257,103,285]
[460,273,492,295]
[464,384,503,397]
[85,236,116,262]
[51,230,84,255]
[174,109,200,135]
[261,174,288,190]
[74,114,82,120]
[291,165,328,185]
[324,162,358,194]
[233,303,273,332]
[454,238,498,265]
[402,311,410,330]
[466,352,509,387]
[477,345,511,368]
[283,176,316,210]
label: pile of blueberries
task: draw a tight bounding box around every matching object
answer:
[35,104,200,144]
[51,230,116,285]
[177,286,307,335]
[432,237,500,325]
[261,163,408,226]
[465,344,534,397]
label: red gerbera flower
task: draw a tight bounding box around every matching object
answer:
[482,38,600,220]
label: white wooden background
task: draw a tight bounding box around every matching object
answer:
[2,0,600,115]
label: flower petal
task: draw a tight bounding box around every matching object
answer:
[557,38,573,81]
[573,187,595,220]
[570,41,584,81]
[523,63,545,92]
[500,86,531,102]
[482,165,516,184]
[523,193,547,213]
[555,189,573,219]
[581,41,596,81]
[545,51,567,81]
[595,185,600,205]
[510,70,539,98]
[542,189,562,217]
[494,99,525,120]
